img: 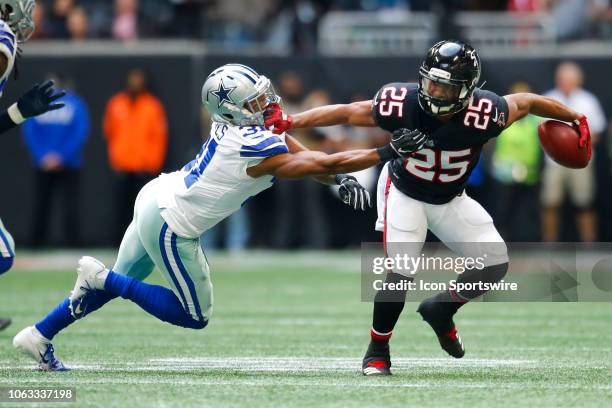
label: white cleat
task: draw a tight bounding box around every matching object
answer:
[69,256,109,319]
[13,326,69,371]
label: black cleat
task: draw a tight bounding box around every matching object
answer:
[0,318,11,332]
[417,298,465,358]
[362,340,392,376]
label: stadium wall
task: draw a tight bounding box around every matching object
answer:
[0,50,610,246]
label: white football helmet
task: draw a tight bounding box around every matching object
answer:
[0,0,35,42]
[201,63,280,126]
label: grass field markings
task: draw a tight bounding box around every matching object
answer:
[3,357,610,371]
[0,377,610,391]
[0,357,544,373]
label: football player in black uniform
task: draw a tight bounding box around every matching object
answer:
[264,40,591,375]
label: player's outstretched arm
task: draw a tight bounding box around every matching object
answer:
[264,101,376,134]
[504,93,582,126]
[504,92,589,146]
[247,148,382,180]
[247,127,422,179]
[284,135,372,210]
[0,81,66,134]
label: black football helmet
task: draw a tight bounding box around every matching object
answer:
[418,40,481,117]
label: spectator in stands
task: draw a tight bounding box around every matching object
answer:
[113,0,139,41]
[67,6,89,41]
[552,0,589,40]
[492,82,542,241]
[22,76,90,248]
[590,0,612,39]
[507,0,549,12]
[31,2,49,40]
[46,0,74,39]
[541,62,606,242]
[103,68,168,244]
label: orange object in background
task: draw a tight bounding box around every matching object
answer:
[104,69,168,174]
[103,87,168,174]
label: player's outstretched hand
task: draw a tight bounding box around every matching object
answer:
[17,80,66,118]
[390,128,429,156]
[337,174,372,211]
[573,114,591,161]
[264,103,292,135]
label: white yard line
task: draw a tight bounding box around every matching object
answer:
[2,356,610,373]
[0,376,610,390]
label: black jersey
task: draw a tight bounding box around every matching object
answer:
[372,82,509,204]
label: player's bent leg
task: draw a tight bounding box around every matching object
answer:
[148,223,212,326]
[0,222,15,338]
[0,256,13,274]
[421,193,509,358]
[0,217,15,274]
[364,181,427,375]
[101,183,211,329]
[16,213,157,370]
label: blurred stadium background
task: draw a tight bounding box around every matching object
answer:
[0,0,612,250]
[1,2,612,406]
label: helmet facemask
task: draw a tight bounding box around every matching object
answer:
[418,66,475,117]
[0,0,35,43]
[239,76,281,126]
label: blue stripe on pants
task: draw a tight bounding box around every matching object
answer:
[0,227,14,257]
[171,232,204,321]
[159,223,190,313]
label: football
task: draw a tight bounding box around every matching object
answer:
[538,120,590,169]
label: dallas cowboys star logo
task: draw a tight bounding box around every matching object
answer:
[210,80,236,108]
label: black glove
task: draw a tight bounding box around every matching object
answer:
[390,128,429,156]
[376,128,430,161]
[16,80,66,119]
[336,174,372,211]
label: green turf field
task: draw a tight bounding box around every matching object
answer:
[0,252,611,407]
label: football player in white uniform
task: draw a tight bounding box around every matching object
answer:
[13,63,420,370]
[0,0,65,333]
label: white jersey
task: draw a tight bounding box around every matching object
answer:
[0,20,17,97]
[157,122,288,238]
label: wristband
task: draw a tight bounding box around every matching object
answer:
[377,145,399,162]
[8,103,26,125]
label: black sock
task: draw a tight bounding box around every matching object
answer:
[434,262,509,314]
[371,273,412,340]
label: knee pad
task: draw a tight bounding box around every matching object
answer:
[0,257,13,274]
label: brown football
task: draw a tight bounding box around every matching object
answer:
[537,120,590,169]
